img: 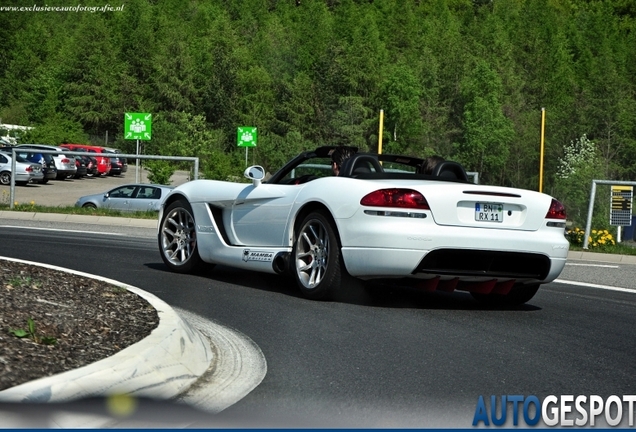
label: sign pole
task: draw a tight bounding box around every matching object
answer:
[125,112,152,183]
[136,139,140,183]
[237,127,257,166]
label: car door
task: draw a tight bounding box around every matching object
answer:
[130,186,161,211]
[230,183,303,247]
[104,185,137,211]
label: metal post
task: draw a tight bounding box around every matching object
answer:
[378,109,384,154]
[583,181,597,249]
[193,158,199,180]
[539,108,545,193]
[9,148,16,209]
[136,139,140,183]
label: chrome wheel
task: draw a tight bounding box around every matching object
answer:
[292,210,342,299]
[295,219,330,289]
[159,200,201,272]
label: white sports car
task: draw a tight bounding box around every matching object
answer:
[158,146,569,305]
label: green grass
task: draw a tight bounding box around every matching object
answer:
[0,203,159,219]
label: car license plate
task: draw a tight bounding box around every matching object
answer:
[475,202,504,222]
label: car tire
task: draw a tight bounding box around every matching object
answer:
[292,210,342,300]
[159,199,202,273]
[0,171,10,185]
[82,203,97,209]
[471,283,540,306]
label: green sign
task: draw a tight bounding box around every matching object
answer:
[125,113,152,140]
[237,127,257,147]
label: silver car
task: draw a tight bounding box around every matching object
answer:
[16,144,77,179]
[75,184,174,212]
[0,151,44,185]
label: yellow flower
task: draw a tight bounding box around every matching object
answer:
[592,230,597,234]
[14,201,18,206]
[30,200,35,206]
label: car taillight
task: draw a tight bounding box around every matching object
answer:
[545,199,566,219]
[25,166,33,172]
[360,188,430,209]
[61,158,70,163]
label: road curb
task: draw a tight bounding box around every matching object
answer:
[0,257,213,405]
[0,211,157,228]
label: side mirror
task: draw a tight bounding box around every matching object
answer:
[244,166,265,187]
[104,193,110,199]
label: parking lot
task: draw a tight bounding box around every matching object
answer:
[1,166,190,207]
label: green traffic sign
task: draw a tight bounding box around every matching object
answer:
[237,127,257,147]
[125,113,152,140]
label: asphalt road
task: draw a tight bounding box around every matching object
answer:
[1,221,635,428]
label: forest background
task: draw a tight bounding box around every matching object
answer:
[0,0,635,229]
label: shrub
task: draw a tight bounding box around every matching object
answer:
[566,227,615,250]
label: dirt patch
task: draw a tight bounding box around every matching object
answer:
[0,259,158,391]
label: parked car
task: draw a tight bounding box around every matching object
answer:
[157,146,569,305]
[59,144,111,176]
[16,144,77,179]
[0,151,44,185]
[73,156,87,179]
[4,148,58,184]
[103,147,128,175]
[75,184,174,212]
[70,148,98,177]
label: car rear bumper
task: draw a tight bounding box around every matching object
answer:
[337,212,569,283]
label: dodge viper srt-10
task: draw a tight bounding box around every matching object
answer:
[158,146,569,305]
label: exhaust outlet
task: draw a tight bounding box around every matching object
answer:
[272,252,290,274]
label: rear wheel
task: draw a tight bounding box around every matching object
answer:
[0,172,10,185]
[292,210,342,300]
[471,283,540,306]
[159,199,202,273]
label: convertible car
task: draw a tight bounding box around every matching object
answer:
[158,146,569,305]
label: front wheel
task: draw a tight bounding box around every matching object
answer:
[292,210,342,300]
[471,283,540,306]
[159,199,202,273]
[82,203,97,209]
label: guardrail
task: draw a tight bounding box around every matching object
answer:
[6,149,199,210]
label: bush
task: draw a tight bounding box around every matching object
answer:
[145,160,174,185]
[566,227,616,250]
